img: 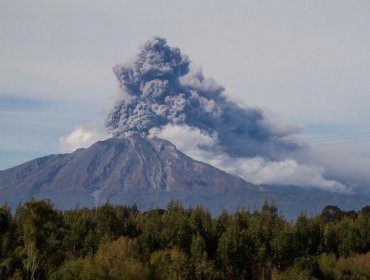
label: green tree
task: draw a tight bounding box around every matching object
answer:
[150,248,190,280]
[190,235,216,280]
[63,209,96,258]
[94,236,150,280]
[15,199,64,279]
[95,203,122,241]
[217,209,252,279]
[161,201,191,252]
[321,205,343,223]
[336,217,361,257]
[137,209,165,260]
[279,255,323,280]
[293,214,321,256]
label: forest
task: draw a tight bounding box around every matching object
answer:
[0,199,369,280]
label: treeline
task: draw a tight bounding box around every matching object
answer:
[0,200,369,280]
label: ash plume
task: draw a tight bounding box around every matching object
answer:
[106,37,296,159]
[105,37,347,191]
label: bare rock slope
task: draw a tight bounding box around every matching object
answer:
[0,137,257,208]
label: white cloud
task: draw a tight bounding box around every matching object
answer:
[59,125,108,153]
[209,156,348,193]
[150,124,349,193]
[149,124,217,158]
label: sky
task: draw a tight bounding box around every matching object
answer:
[1,1,370,195]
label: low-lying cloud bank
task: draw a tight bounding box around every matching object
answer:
[149,124,349,193]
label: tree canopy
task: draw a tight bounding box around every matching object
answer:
[0,199,369,279]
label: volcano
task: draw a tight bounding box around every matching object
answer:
[0,136,368,218]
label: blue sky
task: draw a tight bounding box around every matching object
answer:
[1,0,370,194]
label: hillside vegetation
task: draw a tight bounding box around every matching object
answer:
[0,200,369,280]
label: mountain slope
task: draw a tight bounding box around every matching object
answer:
[0,137,257,208]
[0,137,368,218]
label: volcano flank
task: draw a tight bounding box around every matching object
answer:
[1,137,368,218]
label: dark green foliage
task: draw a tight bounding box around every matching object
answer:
[361,206,370,217]
[0,206,11,235]
[279,256,322,280]
[0,200,369,279]
[321,205,344,223]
